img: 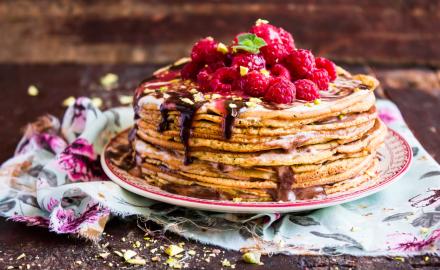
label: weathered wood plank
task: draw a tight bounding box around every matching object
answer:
[0,0,439,65]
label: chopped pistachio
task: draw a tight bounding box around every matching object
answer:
[181,97,194,105]
[242,252,263,265]
[134,241,141,248]
[189,88,198,94]
[165,245,184,257]
[233,197,243,202]
[338,114,345,120]
[118,95,133,105]
[91,97,103,108]
[260,69,270,77]
[159,86,168,92]
[222,259,231,267]
[256,18,269,25]
[126,257,146,265]
[394,257,405,262]
[313,98,321,105]
[305,102,313,107]
[123,250,137,261]
[193,92,204,102]
[143,236,150,240]
[16,253,25,260]
[249,97,262,103]
[165,257,182,269]
[178,242,185,247]
[27,85,39,96]
[424,256,430,262]
[420,227,429,235]
[245,101,256,108]
[240,66,249,76]
[217,43,229,54]
[188,250,196,256]
[151,256,161,262]
[62,96,76,107]
[100,73,118,89]
[99,252,110,259]
[232,96,242,101]
[212,93,221,99]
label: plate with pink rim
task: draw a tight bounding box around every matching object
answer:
[101,128,412,213]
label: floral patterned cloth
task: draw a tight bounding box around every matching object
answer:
[0,97,439,255]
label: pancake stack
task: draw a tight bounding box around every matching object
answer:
[130,59,387,202]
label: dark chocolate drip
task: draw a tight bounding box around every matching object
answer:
[222,99,245,139]
[158,92,206,165]
[274,166,296,201]
[270,166,326,201]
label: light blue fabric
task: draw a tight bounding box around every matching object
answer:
[0,98,439,255]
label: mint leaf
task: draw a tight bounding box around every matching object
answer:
[232,33,267,54]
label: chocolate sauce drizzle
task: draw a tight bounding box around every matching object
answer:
[274,166,296,201]
[158,92,206,165]
[222,99,245,139]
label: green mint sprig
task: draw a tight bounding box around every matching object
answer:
[232,33,267,54]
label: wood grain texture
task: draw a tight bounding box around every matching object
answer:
[1,0,440,65]
[0,64,439,269]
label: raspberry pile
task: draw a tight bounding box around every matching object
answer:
[181,19,337,104]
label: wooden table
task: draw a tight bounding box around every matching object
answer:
[0,64,439,269]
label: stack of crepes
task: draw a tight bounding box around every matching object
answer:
[128,59,387,202]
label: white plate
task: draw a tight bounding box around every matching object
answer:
[101,128,412,213]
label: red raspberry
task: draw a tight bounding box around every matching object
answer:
[231,53,266,71]
[260,43,290,65]
[307,68,330,90]
[250,23,282,44]
[270,64,291,80]
[250,23,295,64]
[264,77,296,104]
[197,67,213,92]
[181,61,202,80]
[285,49,315,79]
[243,71,270,97]
[294,79,320,101]
[315,57,337,81]
[191,37,224,64]
[278,27,295,53]
[209,67,239,93]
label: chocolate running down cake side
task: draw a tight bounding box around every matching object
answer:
[129,20,387,202]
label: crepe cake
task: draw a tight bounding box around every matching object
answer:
[127,20,387,202]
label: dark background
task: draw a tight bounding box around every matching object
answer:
[1,0,439,66]
[1,1,440,269]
